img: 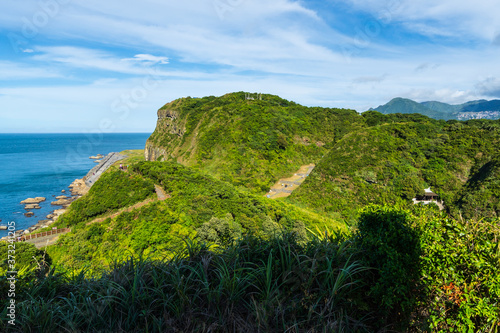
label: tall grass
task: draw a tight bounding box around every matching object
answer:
[1,232,371,332]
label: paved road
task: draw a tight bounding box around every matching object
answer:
[85,152,126,187]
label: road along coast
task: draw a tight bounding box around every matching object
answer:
[0,152,126,242]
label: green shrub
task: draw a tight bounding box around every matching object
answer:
[0,233,370,332]
[56,170,155,226]
[354,205,421,326]
[413,209,500,332]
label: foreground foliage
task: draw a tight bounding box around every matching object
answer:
[1,206,499,332]
[2,233,370,332]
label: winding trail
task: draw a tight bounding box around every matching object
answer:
[155,184,170,200]
[85,184,170,226]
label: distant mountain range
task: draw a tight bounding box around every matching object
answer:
[370,97,500,120]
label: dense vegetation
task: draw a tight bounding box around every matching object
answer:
[57,170,155,226]
[291,114,500,222]
[0,242,50,277]
[2,92,500,331]
[147,92,365,191]
[1,206,498,332]
[47,161,340,271]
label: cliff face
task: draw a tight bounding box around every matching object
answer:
[144,142,167,161]
[145,103,187,162]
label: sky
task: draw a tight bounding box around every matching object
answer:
[1,0,499,133]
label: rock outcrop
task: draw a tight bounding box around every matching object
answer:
[25,204,41,210]
[21,197,46,204]
[69,178,88,196]
[145,105,186,161]
[51,199,72,206]
[145,143,168,161]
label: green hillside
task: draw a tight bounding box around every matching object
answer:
[290,115,500,221]
[48,161,342,271]
[146,92,364,192]
[421,100,460,113]
[457,154,500,219]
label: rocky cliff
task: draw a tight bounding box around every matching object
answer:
[145,100,188,162]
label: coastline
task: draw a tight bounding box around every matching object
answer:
[25,178,89,234]
[0,134,150,239]
[1,151,126,241]
[0,177,89,241]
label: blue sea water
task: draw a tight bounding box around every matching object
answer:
[0,133,151,237]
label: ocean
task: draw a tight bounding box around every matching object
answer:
[0,133,151,237]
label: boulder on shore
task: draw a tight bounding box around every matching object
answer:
[52,209,66,221]
[69,178,88,196]
[20,197,46,204]
[51,198,72,206]
[56,195,68,200]
[25,204,41,210]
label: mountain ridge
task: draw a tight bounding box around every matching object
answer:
[371,97,500,120]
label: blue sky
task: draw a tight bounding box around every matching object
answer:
[1,0,499,133]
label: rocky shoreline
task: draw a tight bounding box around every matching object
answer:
[1,152,123,241]
[0,178,89,241]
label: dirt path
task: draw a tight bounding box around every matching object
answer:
[85,198,155,225]
[155,184,170,200]
[265,164,315,199]
[85,184,169,226]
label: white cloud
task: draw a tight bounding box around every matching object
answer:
[31,46,173,76]
[475,77,500,98]
[415,63,440,72]
[124,54,169,65]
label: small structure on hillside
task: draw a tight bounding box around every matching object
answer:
[417,188,439,201]
[245,93,262,101]
[413,187,444,210]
